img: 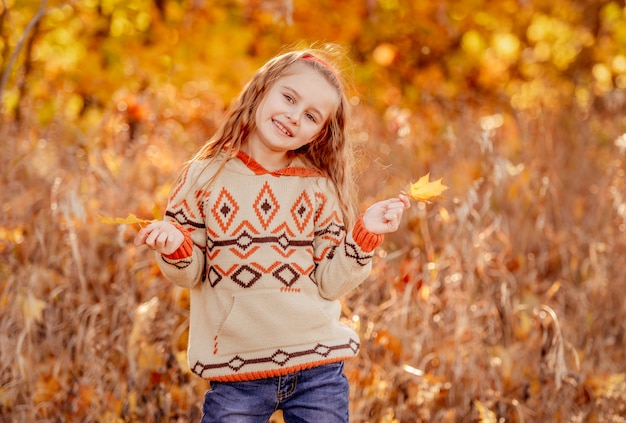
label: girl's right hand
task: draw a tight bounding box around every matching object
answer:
[134,221,185,256]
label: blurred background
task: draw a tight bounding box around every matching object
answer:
[1,0,626,421]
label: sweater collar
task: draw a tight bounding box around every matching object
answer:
[236,150,324,177]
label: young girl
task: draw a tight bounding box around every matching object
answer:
[134,46,410,422]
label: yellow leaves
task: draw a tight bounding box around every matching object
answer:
[407,173,449,202]
[473,400,497,423]
[33,371,63,404]
[512,310,534,341]
[0,226,25,244]
[98,213,154,226]
[20,292,47,330]
[588,372,626,402]
[0,226,25,254]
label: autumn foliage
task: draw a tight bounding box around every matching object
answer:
[2,0,626,422]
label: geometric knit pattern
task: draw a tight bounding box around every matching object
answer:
[156,152,381,382]
[191,338,360,379]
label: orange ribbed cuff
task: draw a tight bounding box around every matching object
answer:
[163,222,194,260]
[352,214,383,253]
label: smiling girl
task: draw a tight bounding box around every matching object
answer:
[134,46,410,422]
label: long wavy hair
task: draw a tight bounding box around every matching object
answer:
[181,45,357,228]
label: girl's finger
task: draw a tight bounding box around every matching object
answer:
[399,194,411,207]
[146,229,162,247]
[135,226,154,245]
[156,232,169,247]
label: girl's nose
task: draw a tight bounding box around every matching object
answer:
[286,111,299,125]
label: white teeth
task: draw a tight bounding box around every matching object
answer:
[273,119,292,136]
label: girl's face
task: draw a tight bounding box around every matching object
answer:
[248,62,339,169]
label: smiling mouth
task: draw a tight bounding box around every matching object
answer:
[272,119,293,137]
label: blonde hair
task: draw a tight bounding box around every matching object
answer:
[183,45,357,227]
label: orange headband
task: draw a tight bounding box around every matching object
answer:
[301,54,339,82]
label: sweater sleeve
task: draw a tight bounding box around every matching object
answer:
[156,162,208,289]
[312,178,380,300]
[162,221,194,260]
[351,214,384,253]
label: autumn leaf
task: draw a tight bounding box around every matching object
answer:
[473,400,497,423]
[98,213,154,226]
[407,173,449,201]
[20,292,47,330]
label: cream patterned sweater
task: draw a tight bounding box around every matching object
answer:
[157,151,383,382]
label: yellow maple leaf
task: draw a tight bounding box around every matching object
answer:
[98,213,154,226]
[407,173,449,201]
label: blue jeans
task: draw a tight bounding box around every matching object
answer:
[200,361,349,422]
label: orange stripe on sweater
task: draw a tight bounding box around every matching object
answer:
[271,246,296,258]
[214,264,238,276]
[231,246,260,259]
[231,219,261,236]
[250,262,281,273]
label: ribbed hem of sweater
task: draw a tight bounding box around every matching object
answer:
[352,214,383,253]
[162,222,194,260]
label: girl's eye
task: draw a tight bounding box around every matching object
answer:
[305,113,317,123]
[283,94,294,103]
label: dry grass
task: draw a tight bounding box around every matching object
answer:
[1,87,626,422]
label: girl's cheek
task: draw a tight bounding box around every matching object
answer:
[312,123,326,137]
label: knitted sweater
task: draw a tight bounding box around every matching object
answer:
[157,151,383,382]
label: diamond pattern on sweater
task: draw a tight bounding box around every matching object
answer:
[162,256,192,269]
[232,265,262,288]
[347,338,359,353]
[212,188,239,233]
[291,192,313,233]
[228,356,246,371]
[344,241,374,266]
[273,264,299,287]
[276,232,291,250]
[196,189,211,220]
[271,350,290,365]
[191,338,361,379]
[253,182,279,230]
[166,200,204,229]
[235,231,255,250]
[313,344,331,356]
[207,266,223,287]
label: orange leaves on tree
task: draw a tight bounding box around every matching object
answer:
[407,173,449,202]
[98,213,154,226]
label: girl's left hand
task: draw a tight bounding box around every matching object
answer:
[362,194,411,234]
